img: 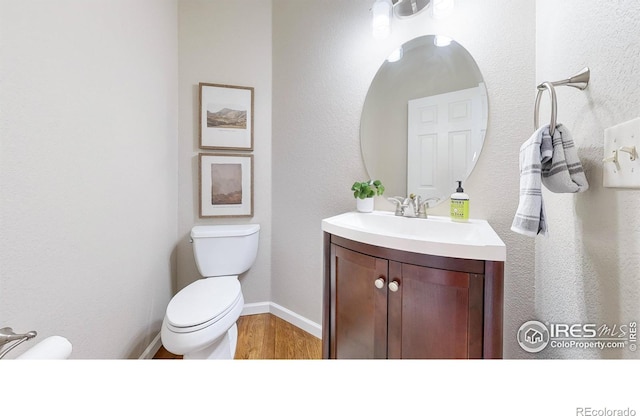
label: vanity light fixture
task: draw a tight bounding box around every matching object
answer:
[372,0,393,39]
[372,0,455,39]
[431,0,455,19]
[393,0,430,18]
[387,47,404,62]
[372,0,429,39]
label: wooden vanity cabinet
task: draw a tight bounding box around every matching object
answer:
[322,233,504,359]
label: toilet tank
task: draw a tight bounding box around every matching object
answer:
[191,224,260,277]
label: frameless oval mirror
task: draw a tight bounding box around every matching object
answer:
[360,35,488,203]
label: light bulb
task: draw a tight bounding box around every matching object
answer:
[372,0,392,39]
[432,0,454,19]
[434,35,452,47]
[387,47,403,62]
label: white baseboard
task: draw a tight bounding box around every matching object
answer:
[241,301,271,315]
[140,302,322,358]
[242,302,322,339]
[138,332,163,359]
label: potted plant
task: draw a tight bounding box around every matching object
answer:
[351,179,385,213]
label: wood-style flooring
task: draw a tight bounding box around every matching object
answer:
[153,313,322,360]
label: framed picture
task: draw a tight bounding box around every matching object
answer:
[199,82,254,150]
[199,153,253,218]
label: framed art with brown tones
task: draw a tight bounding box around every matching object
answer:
[199,82,254,150]
[199,153,253,218]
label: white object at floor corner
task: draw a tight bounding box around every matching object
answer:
[15,336,72,359]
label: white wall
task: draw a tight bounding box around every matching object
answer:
[272,0,536,358]
[5,0,634,361]
[176,1,272,304]
[534,0,640,358]
[0,0,178,358]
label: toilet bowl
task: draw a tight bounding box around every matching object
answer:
[161,224,259,359]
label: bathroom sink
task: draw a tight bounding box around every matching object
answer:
[321,211,506,261]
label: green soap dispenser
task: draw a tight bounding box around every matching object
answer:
[450,181,469,222]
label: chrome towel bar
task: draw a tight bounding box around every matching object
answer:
[534,67,590,136]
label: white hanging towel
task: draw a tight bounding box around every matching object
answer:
[511,124,588,237]
[541,124,589,193]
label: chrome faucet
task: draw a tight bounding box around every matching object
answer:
[387,194,439,218]
[411,194,440,218]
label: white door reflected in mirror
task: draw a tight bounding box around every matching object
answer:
[407,84,486,199]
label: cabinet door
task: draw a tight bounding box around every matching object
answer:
[330,245,388,359]
[387,262,484,359]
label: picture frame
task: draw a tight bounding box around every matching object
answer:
[199,82,254,150]
[199,153,253,218]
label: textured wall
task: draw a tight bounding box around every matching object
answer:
[176,1,272,304]
[6,0,629,361]
[0,0,178,358]
[272,0,536,358]
[535,0,640,358]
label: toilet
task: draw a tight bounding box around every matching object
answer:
[161,224,260,359]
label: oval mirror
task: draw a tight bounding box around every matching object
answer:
[360,35,488,203]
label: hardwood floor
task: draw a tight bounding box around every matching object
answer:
[153,313,322,360]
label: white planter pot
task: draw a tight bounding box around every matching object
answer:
[356,197,374,213]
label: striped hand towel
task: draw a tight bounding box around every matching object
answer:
[511,124,589,237]
[511,125,552,237]
[542,124,589,193]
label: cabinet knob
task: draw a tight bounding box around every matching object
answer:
[374,277,385,289]
[388,280,400,292]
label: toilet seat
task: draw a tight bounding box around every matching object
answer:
[165,276,241,333]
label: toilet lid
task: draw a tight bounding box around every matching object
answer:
[166,277,241,328]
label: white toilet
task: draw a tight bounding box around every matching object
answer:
[161,224,260,359]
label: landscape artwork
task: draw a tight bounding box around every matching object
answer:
[199,153,253,218]
[211,163,242,205]
[199,83,254,150]
[206,104,247,129]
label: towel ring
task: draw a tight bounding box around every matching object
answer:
[534,82,558,136]
[533,68,590,137]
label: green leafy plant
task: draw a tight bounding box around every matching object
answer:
[351,179,385,199]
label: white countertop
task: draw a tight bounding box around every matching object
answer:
[322,211,506,262]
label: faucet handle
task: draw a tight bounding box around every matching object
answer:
[387,197,406,216]
[416,197,440,218]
